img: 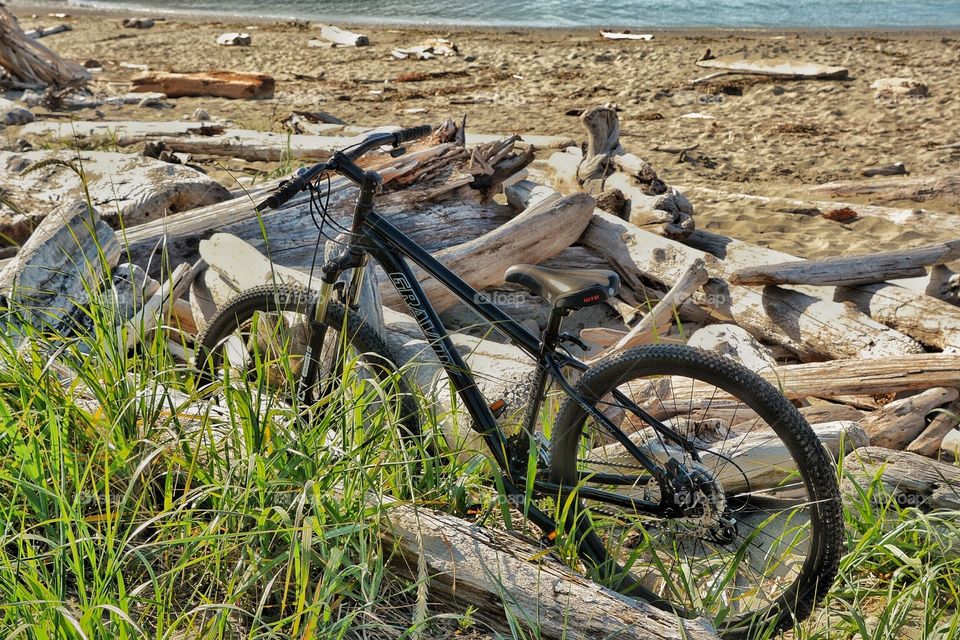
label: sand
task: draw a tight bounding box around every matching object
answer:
[5,4,960,259]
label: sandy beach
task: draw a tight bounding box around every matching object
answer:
[4,4,960,258]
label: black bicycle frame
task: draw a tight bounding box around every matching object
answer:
[314,161,693,528]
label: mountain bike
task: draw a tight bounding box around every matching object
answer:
[194,125,842,638]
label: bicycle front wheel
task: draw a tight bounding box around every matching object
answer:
[549,344,842,638]
[195,284,420,440]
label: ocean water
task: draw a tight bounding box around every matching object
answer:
[50,0,960,28]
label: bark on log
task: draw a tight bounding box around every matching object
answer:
[809,173,960,206]
[843,446,960,511]
[730,240,960,287]
[906,398,960,457]
[131,71,275,99]
[382,501,719,640]
[859,387,959,450]
[0,7,88,86]
[686,229,960,352]
[380,193,596,314]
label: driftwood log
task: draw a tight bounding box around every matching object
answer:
[512,179,923,359]
[907,398,960,457]
[0,6,88,86]
[859,387,959,450]
[381,193,596,314]
[809,173,960,206]
[844,446,960,511]
[730,240,960,287]
[693,55,848,82]
[587,257,709,362]
[131,71,276,99]
[686,230,960,352]
[0,150,231,238]
[382,500,719,640]
[18,119,575,155]
[316,24,369,47]
[548,105,695,238]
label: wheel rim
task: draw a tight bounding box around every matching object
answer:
[564,365,825,632]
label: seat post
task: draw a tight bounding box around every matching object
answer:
[540,306,567,353]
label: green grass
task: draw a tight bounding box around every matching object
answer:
[1,276,959,639]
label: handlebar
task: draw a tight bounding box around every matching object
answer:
[256,124,434,211]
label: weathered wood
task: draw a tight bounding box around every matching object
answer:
[584,212,922,360]
[317,24,369,47]
[862,162,908,177]
[0,150,231,238]
[382,500,718,640]
[906,398,960,457]
[19,120,229,141]
[600,30,653,41]
[589,257,709,362]
[687,323,778,373]
[0,200,119,336]
[844,446,960,510]
[686,229,960,352]
[626,354,960,412]
[380,193,596,314]
[730,240,960,287]
[810,173,960,205]
[695,55,848,80]
[510,180,923,359]
[24,24,71,39]
[591,420,866,495]
[131,71,275,99]
[123,262,195,350]
[0,7,88,86]
[546,106,695,239]
[859,387,959,450]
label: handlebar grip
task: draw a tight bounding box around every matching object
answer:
[393,124,433,145]
[259,174,307,210]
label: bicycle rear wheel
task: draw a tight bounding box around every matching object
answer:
[195,284,420,440]
[549,344,842,638]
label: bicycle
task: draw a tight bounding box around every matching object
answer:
[194,125,842,638]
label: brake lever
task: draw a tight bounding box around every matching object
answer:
[389,145,407,158]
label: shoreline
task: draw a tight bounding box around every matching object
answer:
[8,1,960,33]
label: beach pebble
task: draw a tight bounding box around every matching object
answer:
[217,32,252,46]
[122,18,155,29]
[191,108,212,121]
[0,98,34,126]
[83,59,103,69]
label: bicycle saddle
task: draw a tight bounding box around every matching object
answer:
[504,264,620,311]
